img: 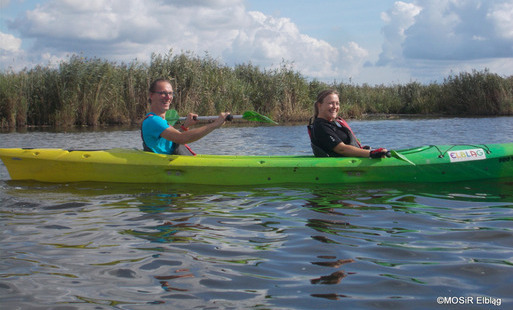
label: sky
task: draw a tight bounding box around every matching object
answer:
[1,0,512,85]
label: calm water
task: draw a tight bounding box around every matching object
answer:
[1,117,512,309]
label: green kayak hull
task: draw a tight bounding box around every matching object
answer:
[1,143,512,185]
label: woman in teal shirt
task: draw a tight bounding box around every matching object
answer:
[142,78,228,155]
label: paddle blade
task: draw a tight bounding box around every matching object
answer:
[390,150,416,166]
[165,109,180,125]
[241,111,278,124]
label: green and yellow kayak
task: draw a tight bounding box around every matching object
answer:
[1,143,512,185]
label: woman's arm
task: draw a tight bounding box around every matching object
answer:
[160,113,227,144]
[332,143,371,157]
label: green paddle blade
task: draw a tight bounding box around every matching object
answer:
[165,109,180,125]
[390,150,416,166]
[242,111,278,124]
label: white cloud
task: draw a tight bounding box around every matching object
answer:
[9,0,250,62]
[224,11,343,77]
[222,11,370,79]
[377,1,422,65]
[5,0,369,80]
[373,0,513,83]
[2,0,512,83]
[17,0,153,42]
[488,1,513,39]
[0,31,21,52]
[378,0,513,63]
[0,31,26,71]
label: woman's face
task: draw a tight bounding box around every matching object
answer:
[317,93,340,121]
[149,81,174,113]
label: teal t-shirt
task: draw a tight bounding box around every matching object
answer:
[142,113,175,154]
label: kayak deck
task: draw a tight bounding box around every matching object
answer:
[1,144,512,184]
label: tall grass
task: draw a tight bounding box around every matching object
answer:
[440,69,513,115]
[1,51,512,128]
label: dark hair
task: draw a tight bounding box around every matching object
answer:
[148,78,173,103]
[149,78,172,93]
[314,90,339,118]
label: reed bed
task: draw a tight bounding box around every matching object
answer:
[1,51,512,128]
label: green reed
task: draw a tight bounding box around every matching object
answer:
[1,51,512,128]
[440,69,513,115]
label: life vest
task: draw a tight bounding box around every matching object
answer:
[307,117,362,157]
[141,112,155,152]
[334,117,362,148]
[141,113,196,156]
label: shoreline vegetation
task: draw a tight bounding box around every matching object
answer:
[1,51,512,129]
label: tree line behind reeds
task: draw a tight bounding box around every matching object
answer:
[1,50,512,128]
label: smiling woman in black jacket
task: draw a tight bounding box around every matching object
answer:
[309,89,388,158]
